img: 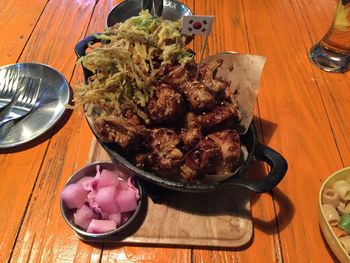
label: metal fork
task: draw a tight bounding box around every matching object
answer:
[0,76,41,129]
[0,67,21,111]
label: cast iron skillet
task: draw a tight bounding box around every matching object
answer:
[74,35,288,193]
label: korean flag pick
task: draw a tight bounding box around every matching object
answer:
[181,16,214,36]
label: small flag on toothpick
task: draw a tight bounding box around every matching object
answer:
[181,16,214,35]
[181,15,214,79]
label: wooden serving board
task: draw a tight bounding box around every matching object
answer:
[83,138,253,247]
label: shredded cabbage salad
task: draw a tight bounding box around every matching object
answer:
[74,10,194,123]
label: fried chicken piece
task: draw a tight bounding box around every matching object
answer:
[94,116,148,149]
[179,103,241,151]
[180,129,241,182]
[197,103,241,130]
[147,84,185,124]
[207,130,241,175]
[182,81,216,111]
[180,137,222,182]
[120,105,142,126]
[136,128,184,173]
[162,65,191,89]
[200,59,228,94]
[179,112,203,151]
[161,62,229,112]
[180,126,202,151]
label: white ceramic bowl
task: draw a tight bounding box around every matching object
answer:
[60,161,144,238]
[319,167,350,262]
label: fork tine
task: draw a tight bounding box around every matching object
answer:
[21,78,34,104]
[27,78,41,106]
[5,68,14,94]
[19,77,41,106]
[2,67,19,96]
[30,78,41,105]
[0,68,11,94]
[8,68,19,95]
[0,69,7,93]
[18,77,33,104]
[15,79,26,103]
[0,76,42,129]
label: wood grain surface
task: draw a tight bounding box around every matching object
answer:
[82,139,253,248]
[0,0,348,262]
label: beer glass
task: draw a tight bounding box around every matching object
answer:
[309,0,350,73]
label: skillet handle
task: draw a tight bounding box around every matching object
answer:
[228,143,288,193]
[74,34,100,58]
[74,34,101,81]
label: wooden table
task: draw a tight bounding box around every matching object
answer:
[1,0,349,262]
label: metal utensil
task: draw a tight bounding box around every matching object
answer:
[60,162,145,239]
[142,0,163,17]
[0,77,41,128]
[107,0,192,27]
[0,63,70,149]
[0,67,20,111]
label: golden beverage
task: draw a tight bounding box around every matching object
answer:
[319,0,350,55]
[309,0,350,73]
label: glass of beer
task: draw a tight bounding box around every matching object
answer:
[309,0,350,73]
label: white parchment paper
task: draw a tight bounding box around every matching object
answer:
[204,52,266,134]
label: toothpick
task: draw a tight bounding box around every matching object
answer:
[195,33,209,81]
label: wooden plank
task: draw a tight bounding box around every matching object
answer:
[243,0,344,261]
[7,0,347,261]
[18,0,96,76]
[4,0,98,262]
[98,1,193,261]
[0,145,48,262]
[0,0,48,65]
[192,0,250,57]
[192,0,282,262]
[8,0,191,262]
[0,2,50,260]
[101,246,191,263]
[293,0,350,164]
[82,140,252,248]
[292,1,350,260]
[314,72,350,166]
[9,100,101,262]
[293,0,336,43]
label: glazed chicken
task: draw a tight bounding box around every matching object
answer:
[94,116,148,149]
[94,59,243,182]
[136,128,184,173]
[120,106,143,126]
[180,112,203,151]
[199,59,227,94]
[162,60,230,112]
[180,103,241,150]
[161,64,193,89]
[207,130,241,176]
[182,81,216,111]
[146,84,185,124]
[180,137,221,182]
[196,103,241,130]
[180,130,241,182]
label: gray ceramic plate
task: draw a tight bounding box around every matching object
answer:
[0,63,70,148]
